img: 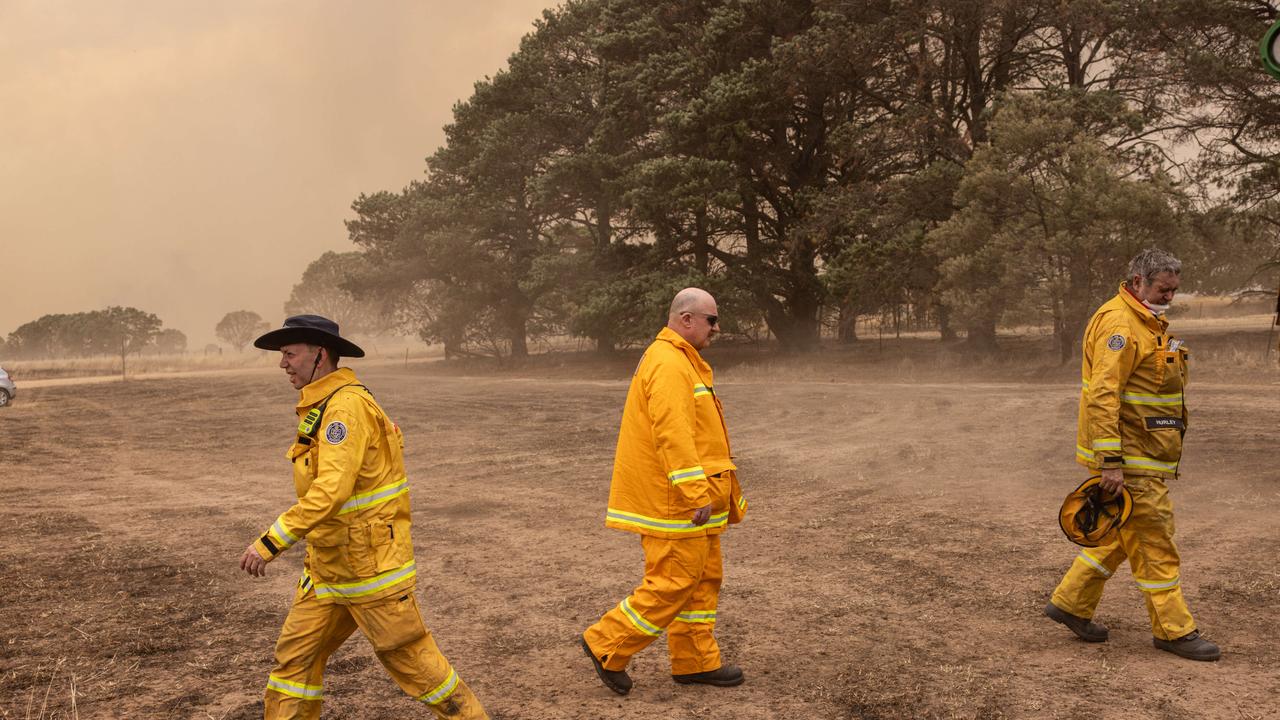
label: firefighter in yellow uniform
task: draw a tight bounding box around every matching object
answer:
[580,288,748,695]
[1046,250,1220,661]
[239,315,489,718]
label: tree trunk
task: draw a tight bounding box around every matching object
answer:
[964,318,998,352]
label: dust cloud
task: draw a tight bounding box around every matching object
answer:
[0,0,555,344]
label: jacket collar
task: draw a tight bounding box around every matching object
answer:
[1117,282,1168,333]
[297,367,358,410]
[656,327,711,375]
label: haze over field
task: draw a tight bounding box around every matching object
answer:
[0,0,555,343]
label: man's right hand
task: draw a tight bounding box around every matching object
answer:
[691,504,713,526]
[1099,468,1125,495]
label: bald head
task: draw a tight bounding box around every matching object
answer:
[667,287,720,350]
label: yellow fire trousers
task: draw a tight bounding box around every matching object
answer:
[264,586,488,719]
[584,533,724,675]
[1051,474,1196,641]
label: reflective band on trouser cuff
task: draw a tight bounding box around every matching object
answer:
[270,517,299,550]
[693,383,712,397]
[1092,438,1121,451]
[1135,575,1180,592]
[1120,392,1183,406]
[1123,456,1178,473]
[337,477,409,515]
[668,466,707,485]
[419,668,459,705]
[674,610,716,624]
[1075,551,1112,578]
[606,509,729,533]
[314,560,416,600]
[620,598,663,636]
[267,675,322,700]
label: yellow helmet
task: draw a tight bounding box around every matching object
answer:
[1059,476,1133,547]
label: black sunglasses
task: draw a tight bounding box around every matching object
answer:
[684,312,718,326]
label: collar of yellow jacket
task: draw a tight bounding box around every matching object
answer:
[1115,282,1169,333]
[297,367,359,410]
[656,327,711,373]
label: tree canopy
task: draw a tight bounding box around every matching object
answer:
[345,0,1280,359]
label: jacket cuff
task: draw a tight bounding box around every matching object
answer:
[1091,437,1124,469]
[253,536,278,561]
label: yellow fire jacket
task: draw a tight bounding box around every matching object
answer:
[1076,284,1189,479]
[252,368,417,605]
[605,327,747,539]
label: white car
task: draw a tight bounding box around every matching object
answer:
[0,366,14,407]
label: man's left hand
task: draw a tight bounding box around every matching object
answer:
[240,545,268,577]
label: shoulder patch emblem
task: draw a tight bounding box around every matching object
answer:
[324,420,348,445]
[1106,334,1126,351]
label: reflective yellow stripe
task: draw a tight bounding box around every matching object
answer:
[337,477,409,515]
[1076,445,1095,462]
[620,598,663,636]
[1123,455,1178,473]
[1120,392,1183,406]
[1075,551,1112,577]
[271,517,299,548]
[674,610,716,624]
[266,675,322,700]
[1092,438,1121,451]
[736,495,747,510]
[1135,575,1180,592]
[419,668,459,704]
[668,465,707,485]
[693,383,712,397]
[314,560,416,599]
[606,508,729,533]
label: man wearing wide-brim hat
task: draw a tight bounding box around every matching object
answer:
[239,315,489,719]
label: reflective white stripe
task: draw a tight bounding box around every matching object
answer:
[1123,455,1178,473]
[267,675,323,700]
[314,560,416,599]
[674,610,716,624]
[606,509,729,533]
[1135,576,1180,592]
[1075,551,1112,578]
[337,477,409,515]
[668,466,707,485]
[693,383,712,397]
[419,668,459,704]
[1092,438,1121,451]
[1076,445,1095,461]
[1120,392,1183,406]
[620,598,663,636]
[271,518,298,548]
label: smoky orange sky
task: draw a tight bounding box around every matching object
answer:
[0,0,556,345]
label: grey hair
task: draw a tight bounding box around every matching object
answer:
[1126,248,1181,286]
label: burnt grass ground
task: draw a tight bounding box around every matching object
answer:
[1,328,1278,719]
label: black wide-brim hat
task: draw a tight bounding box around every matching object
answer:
[253,314,365,358]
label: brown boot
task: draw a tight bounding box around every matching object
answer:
[1154,630,1221,661]
[1045,602,1108,642]
[673,665,744,687]
[580,635,632,695]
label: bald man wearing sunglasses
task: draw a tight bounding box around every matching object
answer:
[580,287,749,695]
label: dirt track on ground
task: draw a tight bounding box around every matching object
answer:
[1,356,1277,719]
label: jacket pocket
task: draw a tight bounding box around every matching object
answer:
[370,521,410,573]
[307,525,352,583]
[347,521,401,577]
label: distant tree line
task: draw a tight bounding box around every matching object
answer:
[4,307,185,360]
[335,0,1279,360]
